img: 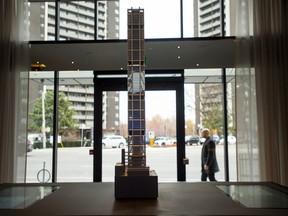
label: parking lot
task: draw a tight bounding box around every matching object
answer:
[26,144,237,183]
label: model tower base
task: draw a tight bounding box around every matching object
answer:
[115,164,158,199]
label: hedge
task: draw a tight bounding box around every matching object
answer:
[33,141,83,149]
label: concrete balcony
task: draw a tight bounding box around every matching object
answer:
[70,106,94,111]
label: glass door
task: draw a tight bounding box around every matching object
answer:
[102,90,177,182]
[27,72,55,183]
[57,71,94,182]
[184,69,237,182]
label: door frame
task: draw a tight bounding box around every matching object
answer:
[93,69,186,182]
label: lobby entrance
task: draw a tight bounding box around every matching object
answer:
[27,68,235,183]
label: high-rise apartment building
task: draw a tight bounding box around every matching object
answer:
[194,0,236,37]
[28,1,120,134]
[194,0,236,135]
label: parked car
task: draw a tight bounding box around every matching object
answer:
[219,136,237,145]
[28,133,42,145]
[168,137,177,145]
[185,135,200,145]
[200,137,206,144]
[102,135,127,149]
[154,137,176,146]
[26,139,33,152]
[145,137,150,145]
[212,134,220,144]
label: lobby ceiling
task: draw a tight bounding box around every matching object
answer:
[30,37,236,84]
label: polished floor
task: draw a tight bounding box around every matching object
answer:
[0,182,288,216]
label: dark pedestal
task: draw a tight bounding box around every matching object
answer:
[115,170,158,199]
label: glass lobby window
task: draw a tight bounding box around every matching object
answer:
[183,0,195,37]
[100,0,120,40]
[57,71,94,182]
[226,68,237,181]
[185,82,226,181]
[102,91,125,182]
[184,69,237,182]
[145,90,177,182]
[28,2,55,41]
[59,1,95,40]
[119,0,181,39]
[192,0,237,37]
[26,71,55,183]
[102,90,177,182]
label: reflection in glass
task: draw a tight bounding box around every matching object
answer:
[0,186,59,209]
[217,185,288,208]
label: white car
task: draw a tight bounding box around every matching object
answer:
[200,137,206,144]
[102,135,127,149]
[219,136,237,145]
[154,137,176,146]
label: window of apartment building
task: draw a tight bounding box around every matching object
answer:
[98,19,105,25]
[98,11,105,17]
[98,2,106,9]
[98,27,105,33]
[28,0,234,41]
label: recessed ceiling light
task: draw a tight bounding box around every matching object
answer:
[196,63,200,67]
[177,56,181,59]
[177,46,181,49]
[71,61,74,64]
[120,67,123,70]
[36,61,39,64]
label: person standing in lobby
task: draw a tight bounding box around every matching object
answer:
[201,128,219,181]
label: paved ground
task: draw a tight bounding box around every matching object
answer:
[26,144,237,183]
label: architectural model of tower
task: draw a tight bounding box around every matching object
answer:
[114,8,158,199]
[127,8,149,176]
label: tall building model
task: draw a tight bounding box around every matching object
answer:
[114,9,157,199]
[127,8,147,175]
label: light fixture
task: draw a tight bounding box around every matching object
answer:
[31,62,46,71]
[196,63,200,67]
[177,46,181,49]
[71,61,74,64]
[177,56,181,59]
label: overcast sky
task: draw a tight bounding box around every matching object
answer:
[119,0,194,39]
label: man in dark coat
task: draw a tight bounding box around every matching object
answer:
[201,128,219,181]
